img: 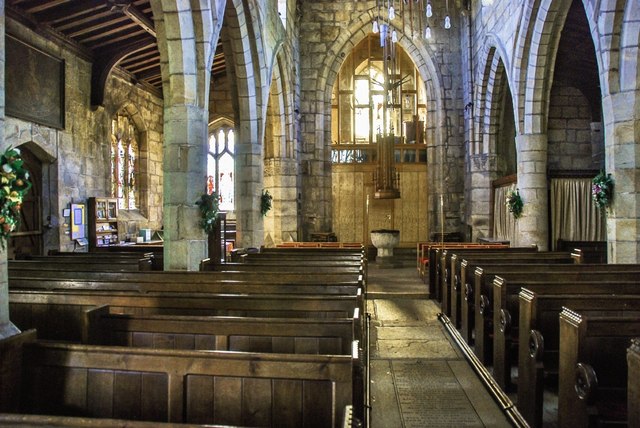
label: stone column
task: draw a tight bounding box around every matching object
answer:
[263,158,299,246]
[515,133,548,250]
[163,104,208,271]
[603,91,640,263]
[235,133,264,249]
[0,0,19,339]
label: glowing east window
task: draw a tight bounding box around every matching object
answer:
[111,114,138,210]
[207,126,235,211]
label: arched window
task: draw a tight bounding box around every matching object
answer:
[207,125,235,211]
[111,113,139,210]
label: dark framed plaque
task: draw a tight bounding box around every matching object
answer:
[5,35,65,129]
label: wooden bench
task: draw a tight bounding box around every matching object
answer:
[417,241,507,281]
[84,305,358,355]
[49,250,163,271]
[558,308,640,428]
[437,247,538,314]
[628,338,640,428]
[0,413,203,427]
[517,289,640,427]
[275,242,363,249]
[557,239,607,263]
[9,269,363,288]
[472,266,640,366]
[12,335,357,426]
[452,252,574,330]
[426,243,511,296]
[9,258,152,272]
[490,269,640,388]
[9,290,361,343]
[9,273,364,298]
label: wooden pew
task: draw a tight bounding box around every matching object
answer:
[0,413,202,427]
[427,243,511,297]
[9,290,361,343]
[438,247,538,315]
[84,305,358,355]
[490,269,640,386]
[9,258,152,272]
[49,250,163,271]
[557,239,607,263]
[274,242,363,249]
[472,266,640,366]
[17,339,356,427]
[9,274,363,298]
[558,308,640,428]
[452,252,574,330]
[517,289,640,427]
[9,269,363,287]
[629,338,640,428]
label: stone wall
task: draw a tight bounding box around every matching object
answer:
[4,18,163,254]
[547,83,597,171]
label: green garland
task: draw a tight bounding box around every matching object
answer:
[592,170,613,210]
[0,147,32,248]
[195,192,220,234]
[261,189,272,217]
[506,188,523,219]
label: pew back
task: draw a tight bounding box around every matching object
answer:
[558,308,640,428]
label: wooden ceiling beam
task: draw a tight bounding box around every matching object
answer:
[91,35,155,106]
[108,1,156,38]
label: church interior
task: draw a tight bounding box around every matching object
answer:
[0,0,639,426]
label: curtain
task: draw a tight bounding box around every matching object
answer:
[550,178,606,250]
[493,183,516,242]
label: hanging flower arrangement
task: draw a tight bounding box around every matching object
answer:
[592,170,614,210]
[196,192,220,235]
[261,189,272,217]
[0,147,32,248]
[506,188,523,219]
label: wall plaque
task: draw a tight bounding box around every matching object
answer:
[6,35,65,129]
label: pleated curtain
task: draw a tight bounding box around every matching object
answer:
[492,183,517,242]
[550,178,606,250]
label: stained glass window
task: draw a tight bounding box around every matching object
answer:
[207,125,235,211]
[111,114,139,210]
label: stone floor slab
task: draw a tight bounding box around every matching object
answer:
[373,299,441,321]
[370,359,403,428]
[376,325,444,340]
[391,360,484,427]
[376,339,459,359]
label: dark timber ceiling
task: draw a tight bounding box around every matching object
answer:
[6,0,226,105]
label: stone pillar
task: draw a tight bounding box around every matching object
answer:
[0,0,19,339]
[235,132,264,249]
[263,158,299,246]
[515,134,548,250]
[163,104,208,271]
[468,154,497,241]
[603,91,640,263]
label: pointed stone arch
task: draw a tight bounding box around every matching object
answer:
[223,0,268,248]
[150,0,222,270]
[315,14,450,236]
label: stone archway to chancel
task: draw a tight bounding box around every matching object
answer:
[318,19,449,248]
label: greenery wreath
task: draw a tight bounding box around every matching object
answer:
[196,192,220,235]
[592,170,613,210]
[261,189,272,217]
[0,147,32,248]
[506,188,523,219]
